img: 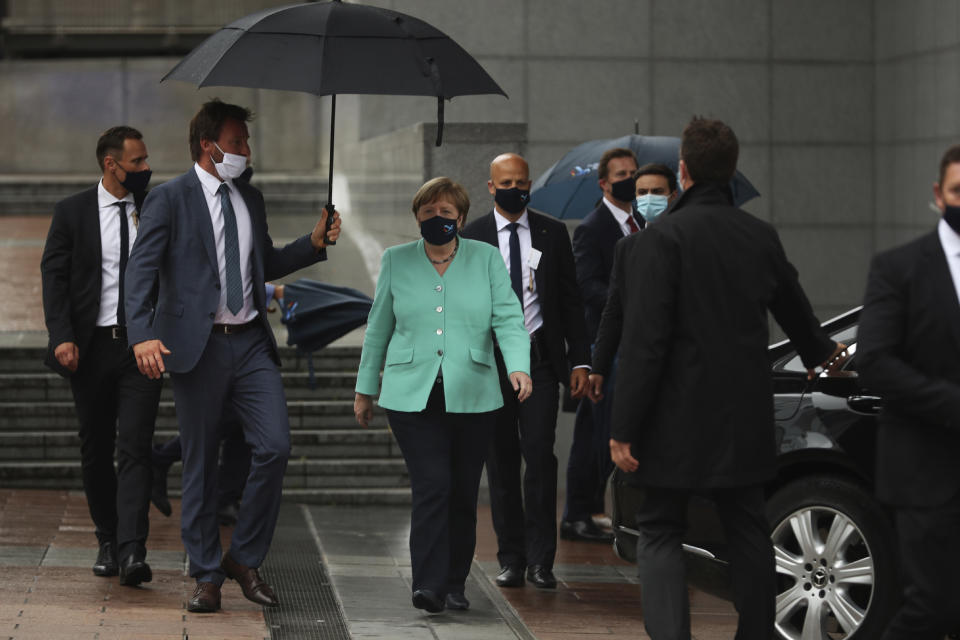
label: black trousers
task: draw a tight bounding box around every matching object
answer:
[152,413,251,508]
[69,328,163,559]
[881,491,960,639]
[634,485,774,640]
[486,358,560,569]
[386,382,494,596]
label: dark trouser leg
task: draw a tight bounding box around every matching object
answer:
[387,383,477,595]
[516,361,560,568]
[446,410,495,594]
[114,352,163,560]
[171,340,230,585]
[152,436,182,468]
[882,494,960,640]
[217,414,251,509]
[712,485,775,640]
[635,486,691,640]
[224,328,290,569]
[486,387,526,569]
[588,357,617,515]
[69,334,120,545]
[563,398,598,522]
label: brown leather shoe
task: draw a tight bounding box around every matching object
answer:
[187,582,221,613]
[222,552,279,607]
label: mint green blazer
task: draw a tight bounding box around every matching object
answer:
[356,238,530,413]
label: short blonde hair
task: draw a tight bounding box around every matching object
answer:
[411,177,470,220]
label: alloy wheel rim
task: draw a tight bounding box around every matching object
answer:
[772,505,875,640]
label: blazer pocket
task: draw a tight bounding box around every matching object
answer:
[469,347,494,368]
[385,346,414,366]
[158,303,184,317]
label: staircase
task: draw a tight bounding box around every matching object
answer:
[0,346,410,505]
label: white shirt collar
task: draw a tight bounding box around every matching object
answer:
[194,163,232,199]
[97,179,135,209]
[939,217,960,257]
[602,196,633,223]
[494,208,529,232]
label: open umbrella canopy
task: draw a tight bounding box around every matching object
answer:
[163,1,506,99]
[529,134,760,219]
[280,279,373,353]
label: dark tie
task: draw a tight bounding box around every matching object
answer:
[218,183,243,315]
[116,201,129,326]
[507,222,523,303]
[627,215,640,234]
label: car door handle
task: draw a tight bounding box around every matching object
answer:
[847,395,882,414]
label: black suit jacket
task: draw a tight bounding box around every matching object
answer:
[858,229,960,507]
[461,208,590,382]
[573,202,642,343]
[610,183,834,489]
[592,232,636,377]
[41,186,146,377]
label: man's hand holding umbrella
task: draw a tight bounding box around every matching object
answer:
[311,207,342,249]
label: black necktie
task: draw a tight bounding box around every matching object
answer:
[116,201,129,326]
[218,183,244,315]
[507,222,523,303]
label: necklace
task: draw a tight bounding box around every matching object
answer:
[427,238,458,265]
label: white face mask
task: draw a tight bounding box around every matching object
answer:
[213,143,247,180]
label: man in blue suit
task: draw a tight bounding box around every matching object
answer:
[125,99,341,612]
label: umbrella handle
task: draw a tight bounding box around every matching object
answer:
[324,202,337,246]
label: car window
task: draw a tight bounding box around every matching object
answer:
[780,325,858,374]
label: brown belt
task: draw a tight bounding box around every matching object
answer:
[211,318,259,334]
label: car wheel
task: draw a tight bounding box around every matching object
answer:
[766,475,898,640]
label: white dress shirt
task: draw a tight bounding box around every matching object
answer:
[96,180,137,326]
[194,164,257,324]
[494,209,543,335]
[938,218,960,306]
[602,196,637,237]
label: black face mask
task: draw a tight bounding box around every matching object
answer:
[120,168,152,194]
[494,187,530,215]
[420,215,458,246]
[610,176,636,204]
[945,205,960,235]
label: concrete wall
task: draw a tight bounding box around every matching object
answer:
[2,0,958,321]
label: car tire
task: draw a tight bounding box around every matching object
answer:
[766,475,899,640]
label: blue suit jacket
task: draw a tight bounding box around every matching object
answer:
[124,168,323,373]
[356,238,529,413]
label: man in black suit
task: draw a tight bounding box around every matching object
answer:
[461,153,590,589]
[561,147,640,542]
[608,117,842,639]
[859,144,960,640]
[588,163,679,401]
[41,126,163,586]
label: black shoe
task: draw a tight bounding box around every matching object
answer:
[526,565,557,589]
[119,554,153,586]
[560,519,615,543]
[217,501,239,527]
[445,592,470,610]
[92,540,118,577]
[151,463,172,517]
[412,589,445,613]
[495,565,525,588]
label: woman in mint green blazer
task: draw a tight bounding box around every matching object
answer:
[355,177,531,614]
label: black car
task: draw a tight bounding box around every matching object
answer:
[612,307,902,640]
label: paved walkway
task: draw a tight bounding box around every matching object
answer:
[0,489,738,639]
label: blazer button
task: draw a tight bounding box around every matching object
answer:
[215,283,221,290]
[209,312,215,319]
[437,349,443,356]
[435,285,442,292]
[436,328,443,335]
[436,306,443,313]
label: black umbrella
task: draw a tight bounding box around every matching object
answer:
[280,279,372,353]
[162,0,507,235]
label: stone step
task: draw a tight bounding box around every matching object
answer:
[0,370,364,402]
[0,458,408,490]
[0,429,400,461]
[281,487,411,506]
[0,401,386,431]
[0,346,361,374]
